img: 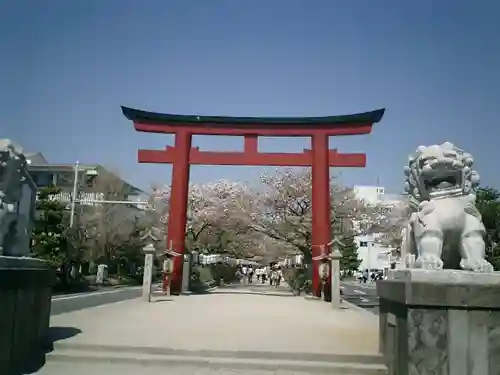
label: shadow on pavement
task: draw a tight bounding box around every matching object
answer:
[16,326,81,375]
[154,284,296,298]
[209,290,296,298]
[151,297,174,303]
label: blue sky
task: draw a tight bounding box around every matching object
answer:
[2,0,499,193]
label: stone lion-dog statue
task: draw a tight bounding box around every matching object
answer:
[401,142,493,272]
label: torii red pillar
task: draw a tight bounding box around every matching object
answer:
[122,106,385,296]
[166,130,192,293]
[311,133,331,297]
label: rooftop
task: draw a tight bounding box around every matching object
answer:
[25,152,144,195]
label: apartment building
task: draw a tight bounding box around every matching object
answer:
[25,151,149,210]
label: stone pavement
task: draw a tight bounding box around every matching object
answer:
[35,285,386,374]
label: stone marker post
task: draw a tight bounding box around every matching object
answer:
[142,243,155,302]
[181,253,191,294]
[96,264,108,285]
[312,238,343,308]
[330,242,342,309]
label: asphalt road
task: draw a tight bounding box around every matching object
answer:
[51,286,146,315]
[340,281,379,314]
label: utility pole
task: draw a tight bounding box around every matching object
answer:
[366,241,372,283]
[69,161,79,228]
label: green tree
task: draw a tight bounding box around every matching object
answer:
[476,187,500,269]
[32,186,68,269]
[64,222,90,273]
[113,215,148,278]
[339,235,361,276]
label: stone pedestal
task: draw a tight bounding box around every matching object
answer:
[0,256,55,373]
[377,269,500,375]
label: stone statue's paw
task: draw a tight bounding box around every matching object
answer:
[415,254,444,270]
[460,258,494,273]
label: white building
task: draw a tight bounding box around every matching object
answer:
[356,233,392,272]
[353,185,405,272]
[353,185,386,205]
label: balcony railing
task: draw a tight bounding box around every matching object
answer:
[35,191,148,210]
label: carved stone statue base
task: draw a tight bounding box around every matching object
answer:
[0,256,55,373]
[377,269,500,375]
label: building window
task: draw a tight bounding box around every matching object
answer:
[359,241,368,247]
[30,173,39,185]
[31,172,53,187]
[377,253,388,261]
[56,172,74,186]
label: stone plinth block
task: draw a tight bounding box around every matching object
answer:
[377,269,500,375]
[0,256,56,374]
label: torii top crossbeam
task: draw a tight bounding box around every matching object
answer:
[122,106,385,167]
[122,106,385,137]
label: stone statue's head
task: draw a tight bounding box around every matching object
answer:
[404,142,479,201]
[0,139,27,201]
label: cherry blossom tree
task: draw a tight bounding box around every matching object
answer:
[76,171,156,275]
[150,169,396,264]
[151,180,259,257]
[371,199,411,254]
[243,168,379,261]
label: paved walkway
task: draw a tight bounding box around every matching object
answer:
[36,285,385,374]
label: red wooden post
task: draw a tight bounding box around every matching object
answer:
[166,130,192,294]
[311,133,331,297]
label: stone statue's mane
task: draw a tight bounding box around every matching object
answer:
[403,142,479,205]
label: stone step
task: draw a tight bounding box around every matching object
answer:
[44,344,387,375]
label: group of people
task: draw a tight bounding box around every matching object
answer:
[236,265,283,287]
[359,269,384,283]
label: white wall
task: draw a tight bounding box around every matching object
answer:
[355,234,393,271]
[128,192,150,210]
[353,185,405,271]
[353,185,385,204]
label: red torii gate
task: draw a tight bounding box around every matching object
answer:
[122,106,385,296]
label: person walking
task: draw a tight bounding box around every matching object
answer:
[362,269,369,284]
[261,267,267,284]
[241,265,248,285]
[162,255,173,295]
[275,267,283,288]
[248,266,254,284]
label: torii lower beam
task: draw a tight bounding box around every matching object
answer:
[138,147,366,167]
